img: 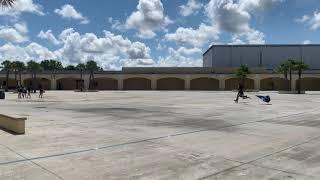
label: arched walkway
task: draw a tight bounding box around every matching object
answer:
[261,77,289,91]
[0,78,18,89]
[95,78,118,90]
[123,78,151,90]
[24,78,51,90]
[225,78,254,90]
[190,78,219,90]
[157,78,185,90]
[57,78,83,90]
[296,77,320,91]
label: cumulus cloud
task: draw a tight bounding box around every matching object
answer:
[205,0,282,44]
[296,11,320,30]
[125,0,172,39]
[0,0,44,17]
[38,30,61,45]
[54,4,90,24]
[0,28,155,70]
[158,47,202,67]
[0,23,28,43]
[179,0,203,17]
[0,42,55,61]
[165,23,219,47]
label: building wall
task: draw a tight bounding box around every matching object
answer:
[204,45,320,70]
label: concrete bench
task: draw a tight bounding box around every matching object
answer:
[0,114,26,134]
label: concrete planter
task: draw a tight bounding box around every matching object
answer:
[278,91,306,94]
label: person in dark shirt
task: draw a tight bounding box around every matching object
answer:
[27,86,31,98]
[234,83,250,103]
[39,86,44,98]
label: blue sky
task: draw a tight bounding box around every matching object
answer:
[0,0,319,70]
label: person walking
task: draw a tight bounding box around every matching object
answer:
[27,86,31,98]
[39,86,44,98]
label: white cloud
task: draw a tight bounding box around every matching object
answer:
[0,0,44,17]
[0,23,28,43]
[14,22,28,34]
[297,11,320,30]
[165,23,219,47]
[56,29,154,69]
[303,40,312,44]
[125,0,172,39]
[158,47,202,67]
[0,29,155,70]
[108,17,126,31]
[54,4,90,24]
[205,0,282,44]
[38,30,61,45]
[0,42,55,61]
[179,0,203,17]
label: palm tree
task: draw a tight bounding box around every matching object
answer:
[27,61,43,91]
[1,60,12,91]
[85,60,102,90]
[14,61,26,86]
[1,0,15,7]
[277,63,289,80]
[76,63,86,90]
[11,61,18,85]
[235,65,251,89]
[294,61,309,94]
[286,59,296,91]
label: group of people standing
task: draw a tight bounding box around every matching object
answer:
[17,85,44,99]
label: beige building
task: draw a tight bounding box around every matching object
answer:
[1,67,320,91]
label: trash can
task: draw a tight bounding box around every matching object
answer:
[0,90,5,99]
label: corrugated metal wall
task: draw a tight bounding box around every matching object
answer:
[203,45,320,70]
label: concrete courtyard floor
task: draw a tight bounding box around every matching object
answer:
[1,91,320,179]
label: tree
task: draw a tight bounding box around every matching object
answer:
[1,0,15,7]
[10,61,18,85]
[1,60,13,91]
[76,63,86,90]
[286,59,296,91]
[294,61,309,94]
[14,61,26,86]
[277,63,289,80]
[85,60,102,90]
[65,65,77,70]
[235,65,251,89]
[27,61,43,91]
[40,60,63,72]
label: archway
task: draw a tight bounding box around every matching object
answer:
[225,78,254,91]
[0,78,18,89]
[24,78,51,90]
[123,78,151,90]
[296,77,320,91]
[157,77,185,90]
[95,78,118,90]
[261,77,289,91]
[56,78,83,90]
[190,77,219,90]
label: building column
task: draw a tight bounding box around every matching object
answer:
[84,74,90,90]
[291,75,297,91]
[151,77,157,90]
[185,75,190,90]
[219,78,225,90]
[254,79,260,91]
[51,78,56,90]
[118,76,123,90]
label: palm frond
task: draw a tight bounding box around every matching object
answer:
[1,0,15,7]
